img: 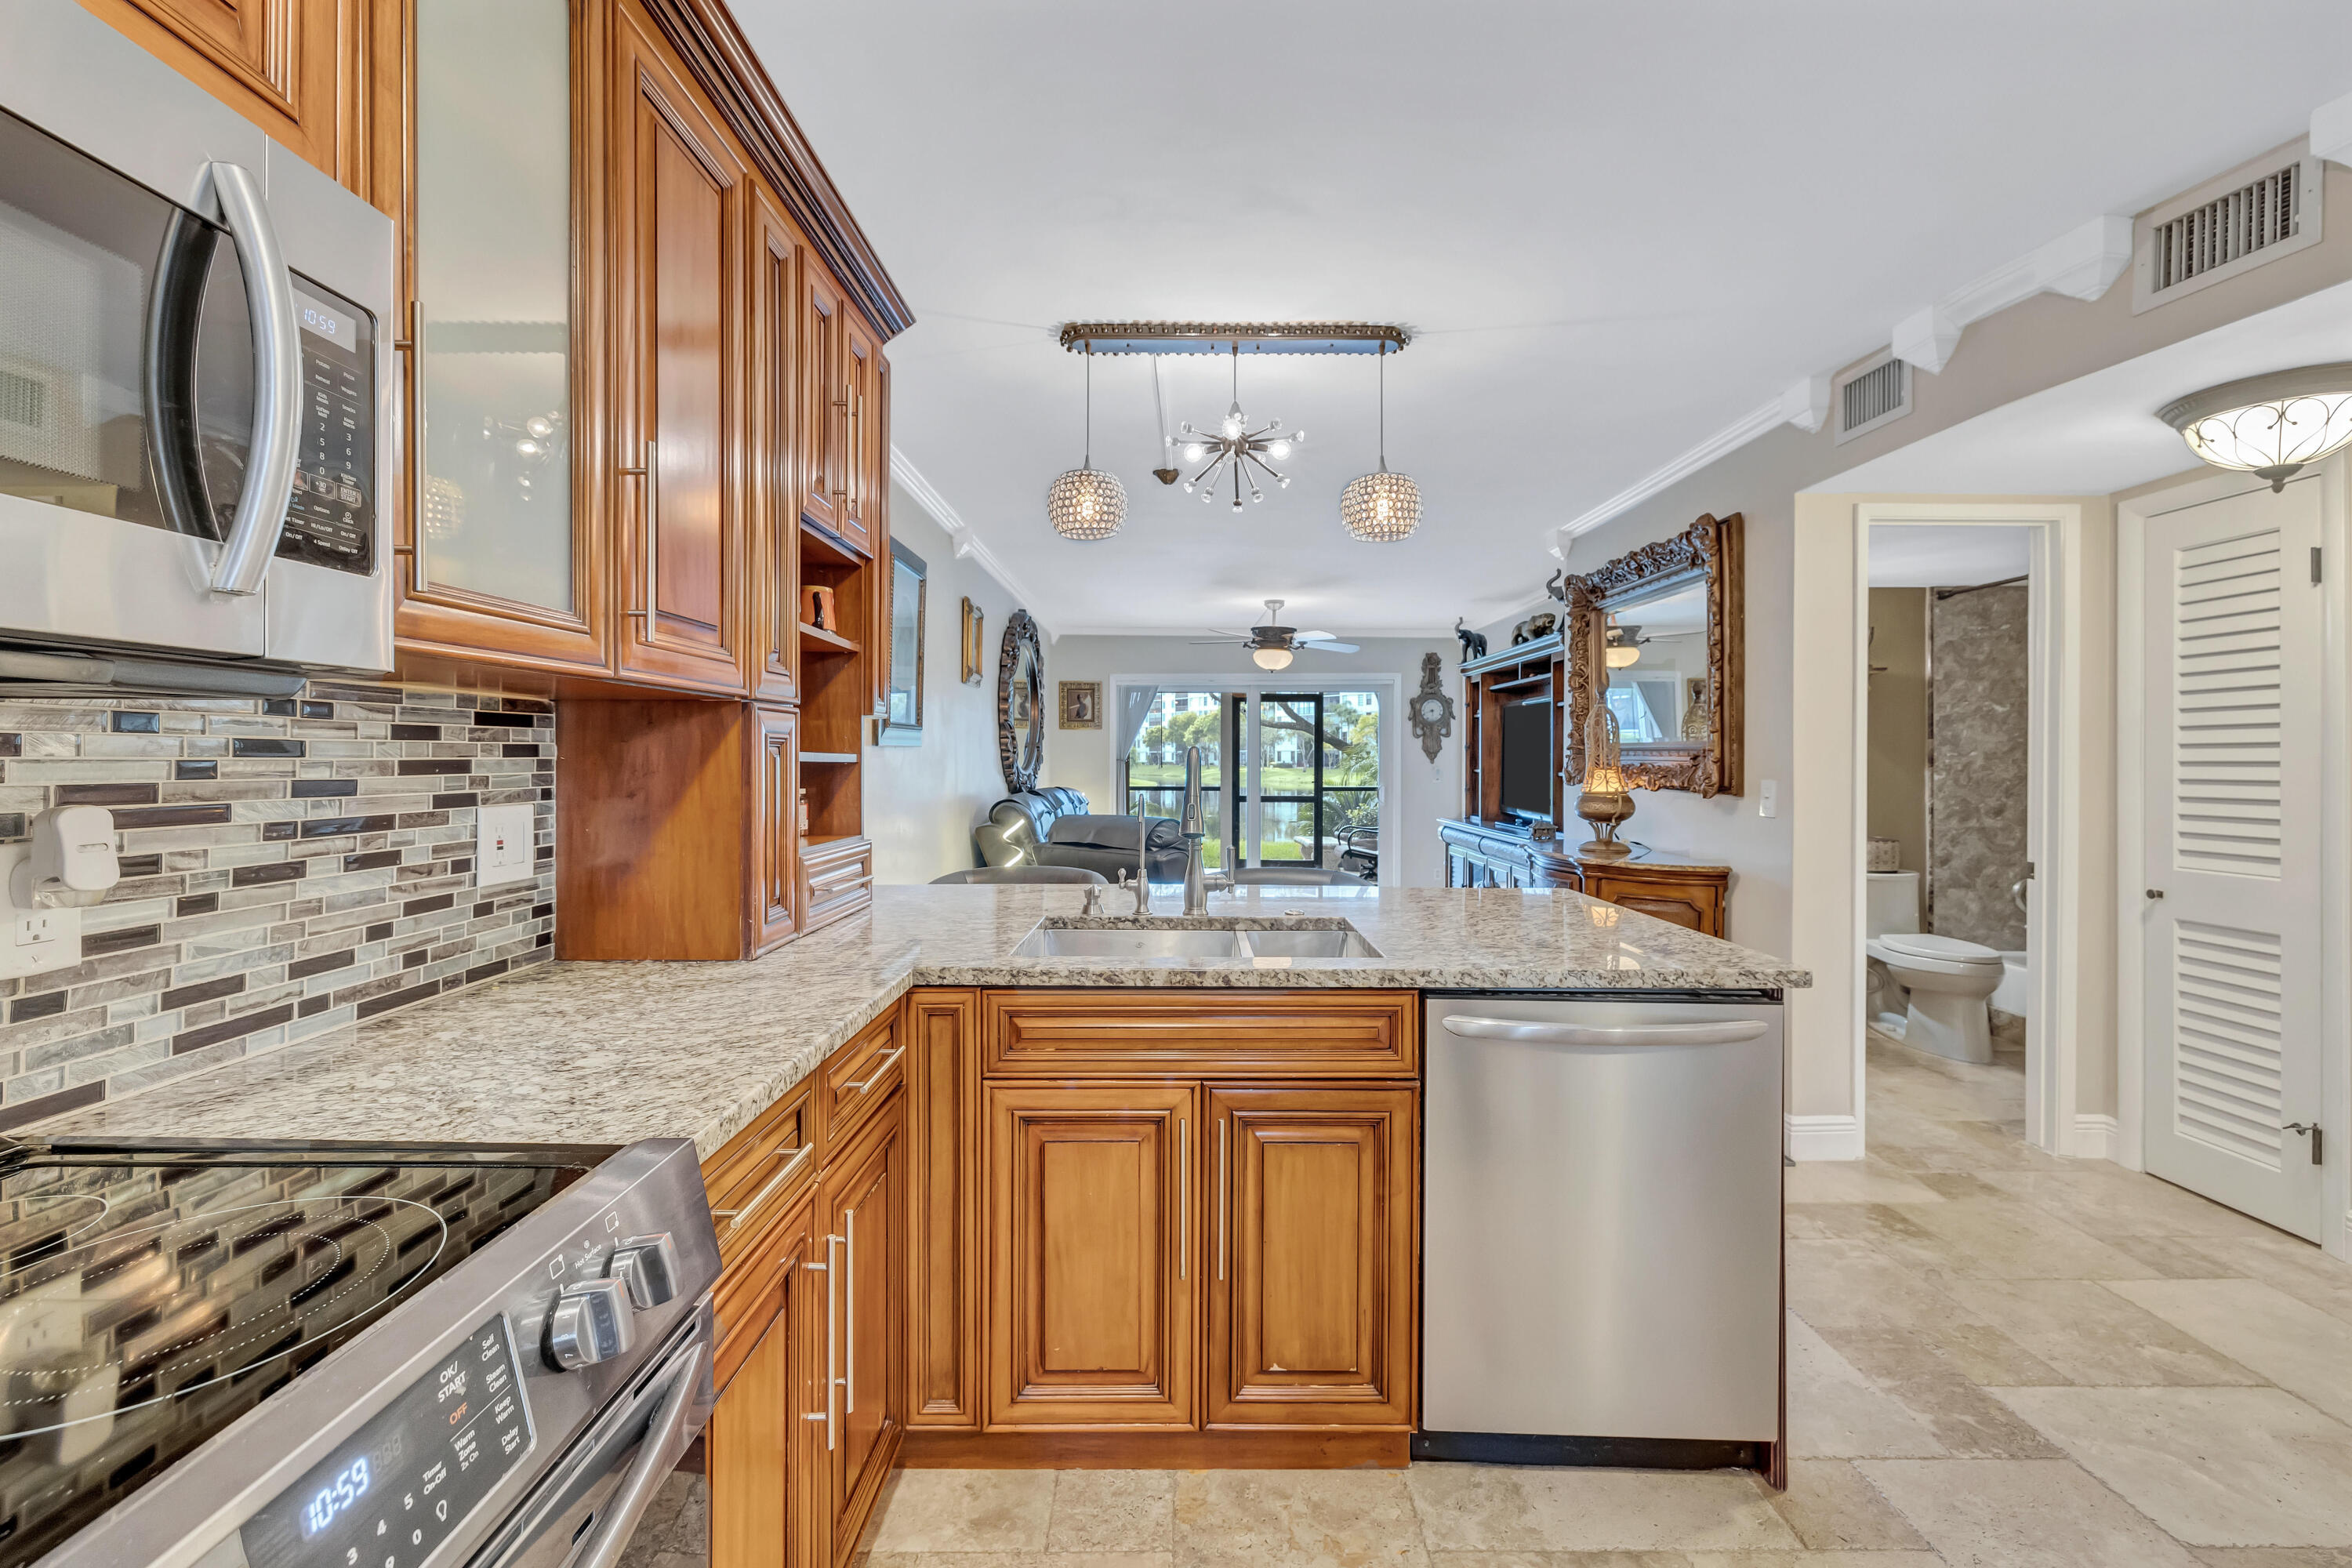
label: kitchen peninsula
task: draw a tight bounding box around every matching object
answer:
[29,884,1807,1563]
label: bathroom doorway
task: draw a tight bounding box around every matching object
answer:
[1853,506,2083,1156]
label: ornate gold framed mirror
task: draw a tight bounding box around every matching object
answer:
[1563,512,1743,797]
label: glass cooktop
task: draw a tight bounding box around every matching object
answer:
[0,1140,601,1568]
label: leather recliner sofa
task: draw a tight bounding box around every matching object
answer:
[974,788,1189,882]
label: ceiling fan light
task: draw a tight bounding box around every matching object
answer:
[1047,466,1126,541]
[2158,363,2352,492]
[1341,470,1420,543]
[1606,644,1642,669]
[1252,644,1294,670]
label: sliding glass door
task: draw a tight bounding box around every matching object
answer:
[1118,685,1382,880]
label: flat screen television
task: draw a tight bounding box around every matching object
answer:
[1499,696,1554,822]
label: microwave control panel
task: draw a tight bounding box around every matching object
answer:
[275,279,377,576]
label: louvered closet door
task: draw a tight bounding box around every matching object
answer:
[2143,476,2325,1239]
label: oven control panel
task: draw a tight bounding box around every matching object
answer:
[274,278,376,577]
[238,1314,534,1568]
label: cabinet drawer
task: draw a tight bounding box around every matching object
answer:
[804,835,873,930]
[702,1076,815,1268]
[982,991,1418,1078]
[820,1006,905,1147]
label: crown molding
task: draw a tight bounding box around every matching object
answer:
[888,448,1049,636]
[1893,213,2132,374]
[1557,391,1792,539]
[2316,90,2352,169]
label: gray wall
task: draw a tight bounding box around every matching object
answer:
[1929,583,2029,951]
[864,482,1025,884]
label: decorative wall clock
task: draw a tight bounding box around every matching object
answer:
[1411,650,1455,764]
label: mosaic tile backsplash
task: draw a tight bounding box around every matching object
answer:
[0,681,555,1132]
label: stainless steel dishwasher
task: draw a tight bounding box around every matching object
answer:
[1417,990,1784,1472]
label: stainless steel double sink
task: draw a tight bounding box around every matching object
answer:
[1009,916,1383,962]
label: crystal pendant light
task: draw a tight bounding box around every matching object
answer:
[1047,349,1126,540]
[2158,363,2352,492]
[1341,343,1420,542]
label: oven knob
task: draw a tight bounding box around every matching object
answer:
[546,1278,634,1370]
[609,1233,681,1309]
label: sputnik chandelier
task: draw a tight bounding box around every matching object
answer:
[1047,321,1419,539]
[1171,345,1302,511]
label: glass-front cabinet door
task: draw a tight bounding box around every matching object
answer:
[405,0,603,665]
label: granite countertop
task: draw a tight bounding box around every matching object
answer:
[31,884,1809,1160]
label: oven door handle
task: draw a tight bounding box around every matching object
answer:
[564,1331,708,1568]
[1439,1015,1771,1047]
[203,160,302,597]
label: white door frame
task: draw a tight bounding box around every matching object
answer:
[1106,674,1403,887]
[1853,503,2088,1156]
[2117,463,2352,1258]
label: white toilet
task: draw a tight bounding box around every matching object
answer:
[1864,871,2004,1064]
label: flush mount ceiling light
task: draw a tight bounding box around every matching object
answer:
[1168,345,1302,511]
[2158,362,2352,492]
[1047,349,1125,541]
[1341,342,1420,543]
[1604,618,1643,669]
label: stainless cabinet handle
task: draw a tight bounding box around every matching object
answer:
[624,439,657,621]
[805,1232,841,1450]
[1217,1115,1228,1283]
[1439,1015,1770,1047]
[709,1143,810,1230]
[394,299,424,579]
[844,1209,857,1415]
[205,161,301,596]
[1178,1118,1188,1282]
[841,1045,904,1095]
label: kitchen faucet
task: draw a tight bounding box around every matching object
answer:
[1178,746,1209,915]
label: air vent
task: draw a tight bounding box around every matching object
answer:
[2135,151,2323,314]
[1833,355,1911,445]
[0,369,44,430]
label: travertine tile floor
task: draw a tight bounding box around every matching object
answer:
[853,1032,2352,1568]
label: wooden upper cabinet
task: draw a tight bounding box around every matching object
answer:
[815,1096,906,1568]
[1205,1087,1416,1429]
[750,187,803,704]
[752,704,800,955]
[800,267,848,542]
[839,314,880,556]
[82,0,397,209]
[612,5,749,692]
[986,1083,1197,1430]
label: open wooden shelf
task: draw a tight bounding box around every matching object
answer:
[799,622,858,655]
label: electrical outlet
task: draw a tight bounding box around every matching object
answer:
[0,842,82,981]
[475,804,537,891]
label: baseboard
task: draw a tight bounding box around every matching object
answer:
[899,1428,1410,1469]
[1785,1113,1864,1162]
[2070,1112,2118,1160]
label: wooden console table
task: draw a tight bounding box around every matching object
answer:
[1438,817,1730,938]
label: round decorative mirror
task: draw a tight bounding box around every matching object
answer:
[997,609,1046,791]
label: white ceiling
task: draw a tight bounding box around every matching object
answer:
[735,1,2352,635]
[1866,525,2032,588]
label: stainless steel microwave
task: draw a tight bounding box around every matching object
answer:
[0,4,396,692]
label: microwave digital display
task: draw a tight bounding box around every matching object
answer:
[275,278,377,576]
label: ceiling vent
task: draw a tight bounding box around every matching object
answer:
[2133,149,2323,314]
[1834,354,1911,445]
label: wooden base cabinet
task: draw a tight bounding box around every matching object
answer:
[1206,1087,1417,1428]
[814,1091,906,1567]
[707,1194,818,1568]
[985,1084,1198,1431]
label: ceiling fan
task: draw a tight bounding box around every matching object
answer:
[1192,600,1359,670]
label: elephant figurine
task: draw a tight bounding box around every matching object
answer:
[1454,617,1487,662]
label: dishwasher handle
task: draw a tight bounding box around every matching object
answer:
[1439,1015,1771,1047]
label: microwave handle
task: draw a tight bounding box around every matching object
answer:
[204,161,302,597]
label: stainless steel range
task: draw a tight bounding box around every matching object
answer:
[0,1136,719,1568]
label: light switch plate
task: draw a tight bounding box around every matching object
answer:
[1758,779,1779,818]
[0,843,83,981]
[475,804,536,891]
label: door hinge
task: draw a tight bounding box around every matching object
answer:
[2285,1123,2323,1164]
[2314,546,2323,585]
